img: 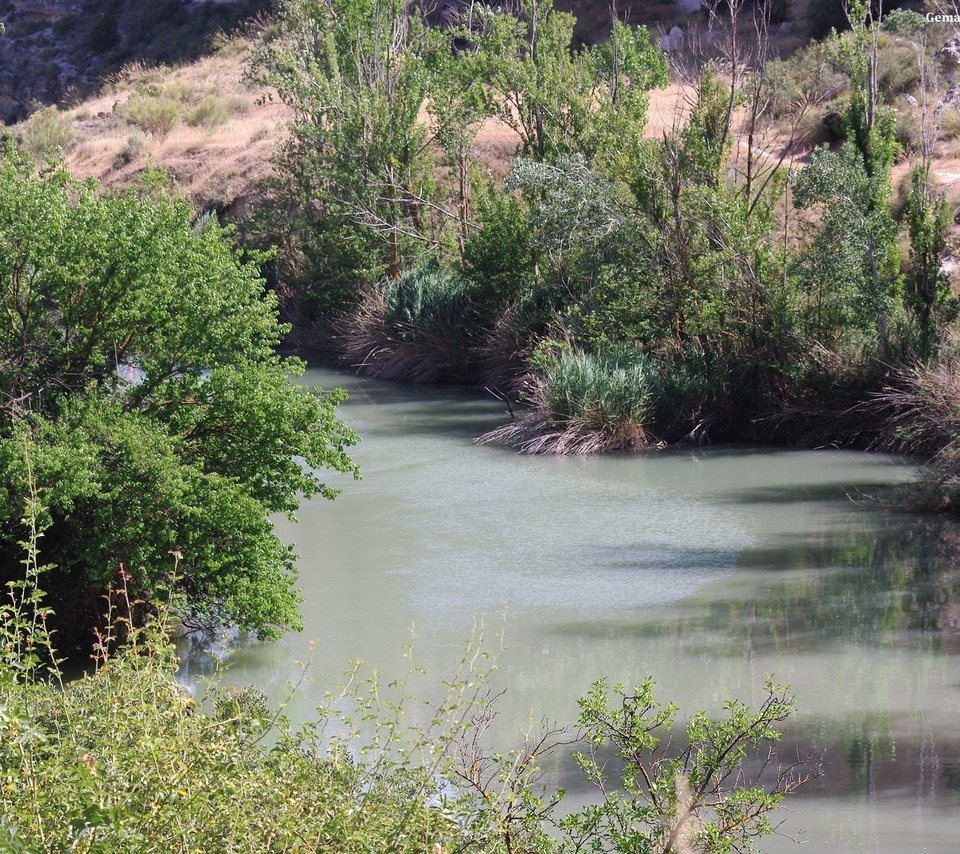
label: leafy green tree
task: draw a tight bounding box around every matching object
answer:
[0,151,358,643]
[252,0,447,313]
[792,3,903,360]
[904,166,955,358]
[474,1,667,168]
[792,141,901,352]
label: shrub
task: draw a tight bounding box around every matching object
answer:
[163,78,195,103]
[764,42,848,120]
[123,93,181,137]
[113,130,148,168]
[16,105,76,156]
[874,350,960,509]
[462,182,533,310]
[336,264,481,384]
[876,33,921,99]
[186,93,236,129]
[0,151,359,644]
[940,109,960,140]
[384,263,473,330]
[893,97,921,154]
[542,346,652,432]
[794,101,845,149]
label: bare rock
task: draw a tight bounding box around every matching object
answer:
[937,34,960,80]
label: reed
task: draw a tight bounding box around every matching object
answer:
[336,266,480,384]
[479,347,658,454]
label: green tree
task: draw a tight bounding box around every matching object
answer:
[252,0,447,313]
[0,151,358,642]
[791,2,902,360]
[474,1,667,168]
[904,166,955,358]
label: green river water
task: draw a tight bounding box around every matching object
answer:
[178,366,960,852]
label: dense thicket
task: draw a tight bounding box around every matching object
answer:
[0,150,358,645]
[256,0,959,469]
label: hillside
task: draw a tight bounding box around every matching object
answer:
[0,0,269,123]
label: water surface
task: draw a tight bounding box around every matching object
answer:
[179,367,960,852]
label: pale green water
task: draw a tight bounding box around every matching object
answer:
[179,367,960,852]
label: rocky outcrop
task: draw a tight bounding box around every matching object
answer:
[937,33,960,81]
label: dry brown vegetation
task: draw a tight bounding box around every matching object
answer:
[54,38,289,215]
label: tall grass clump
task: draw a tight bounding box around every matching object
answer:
[874,346,960,510]
[336,264,481,384]
[480,346,658,454]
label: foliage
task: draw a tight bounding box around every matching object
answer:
[122,93,181,137]
[559,677,815,853]
[540,346,653,434]
[462,181,534,312]
[255,0,955,464]
[336,263,480,384]
[480,345,656,454]
[904,167,956,358]
[15,106,76,157]
[473,1,667,169]
[792,141,901,351]
[384,262,473,332]
[185,93,237,129]
[0,150,358,640]
[0,553,814,853]
[252,0,446,311]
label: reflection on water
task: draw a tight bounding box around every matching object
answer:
[178,367,960,852]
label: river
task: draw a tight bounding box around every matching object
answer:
[178,366,960,852]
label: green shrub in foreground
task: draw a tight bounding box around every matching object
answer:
[0,551,817,852]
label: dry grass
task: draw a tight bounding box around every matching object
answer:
[478,410,656,454]
[49,46,290,213]
[333,285,478,385]
[870,355,960,510]
[874,358,960,457]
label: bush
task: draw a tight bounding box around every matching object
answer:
[876,33,921,99]
[185,93,236,129]
[462,183,533,310]
[123,93,181,137]
[765,42,848,119]
[113,130,148,168]
[794,100,845,149]
[16,105,76,156]
[337,264,481,384]
[542,346,652,433]
[384,263,473,331]
[163,78,195,103]
[0,151,359,644]
[940,109,960,140]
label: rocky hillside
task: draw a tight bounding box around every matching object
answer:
[0,0,269,123]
